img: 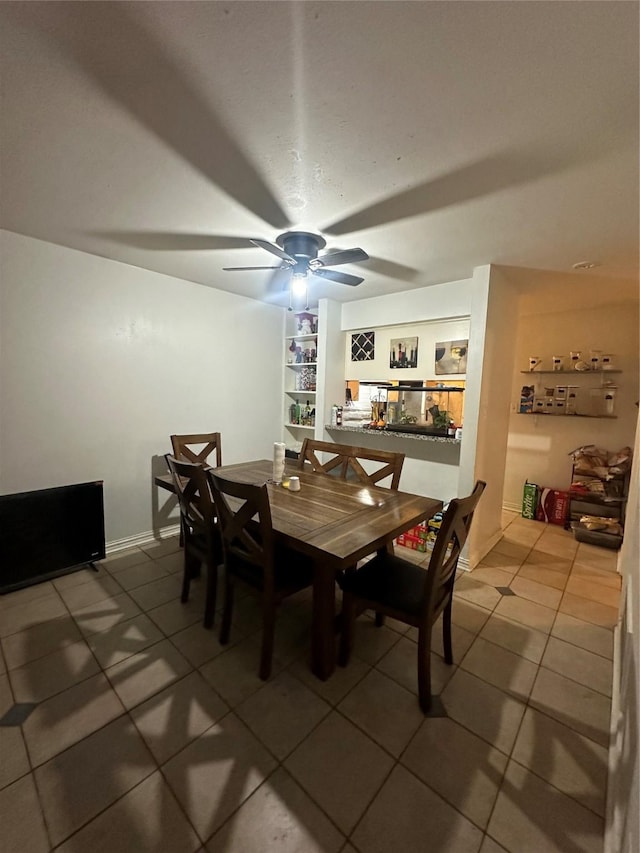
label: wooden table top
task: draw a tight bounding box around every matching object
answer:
[206,459,442,568]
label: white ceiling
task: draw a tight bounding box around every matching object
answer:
[1,1,638,308]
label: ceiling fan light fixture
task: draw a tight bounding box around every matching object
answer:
[291,275,308,296]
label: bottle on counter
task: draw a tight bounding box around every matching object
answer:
[331,404,338,427]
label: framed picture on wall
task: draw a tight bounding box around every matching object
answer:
[435,339,468,374]
[390,337,418,369]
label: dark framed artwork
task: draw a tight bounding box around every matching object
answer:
[435,339,468,374]
[351,331,375,361]
[390,337,418,369]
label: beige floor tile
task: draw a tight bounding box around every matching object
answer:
[0,580,56,612]
[338,668,424,757]
[131,671,228,765]
[270,612,312,667]
[403,716,507,829]
[284,711,394,835]
[451,598,492,635]
[479,613,549,664]
[23,672,124,767]
[56,771,200,853]
[351,764,483,853]
[288,654,370,706]
[1,614,82,670]
[530,667,610,748]
[207,767,344,853]
[541,637,613,697]
[559,591,619,629]
[574,543,619,572]
[470,566,517,588]
[128,575,184,612]
[564,576,620,610]
[88,613,164,668]
[0,592,67,639]
[460,636,538,701]
[479,837,508,853]
[376,635,456,697]
[72,592,142,637]
[106,639,192,710]
[551,612,613,660]
[509,576,562,610]
[112,559,173,591]
[102,547,152,573]
[58,575,123,613]
[0,773,50,853]
[163,712,276,842]
[455,577,502,611]
[490,538,532,562]
[236,671,330,760]
[500,524,543,548]
[147,593,207,636]
[535,534,579,560]
[0,726,30,790]
[9,639,99,703]
[170,620,231,668]
[441,669,526,756]
[512,707,608,817]
[152,550,186,575]
[487,760,603,853]
[571,562,622,590]
[141,537,181,560]
[522,549,572,574]
[352,618,402,665]
[493,596,556,634]
[35,716,156,847]
[199,635,284,708]
[475,551,522,573]
[516,563,568,591]
[425,619,476,661]
[53,565,112,592]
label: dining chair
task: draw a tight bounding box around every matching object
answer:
[170,432,222,468]
[338,480,486,713]
[208,470,315,680]
[299,439,405,490]
[166,455,220,629]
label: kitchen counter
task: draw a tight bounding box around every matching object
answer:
[325,424,461,443]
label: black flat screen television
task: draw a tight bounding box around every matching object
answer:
[0,481,106,594]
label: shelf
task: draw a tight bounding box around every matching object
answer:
[286,362,317,368]
[285,390,316,396]
[517,413,617,419]
[285,334,318,342]
[285,423,315,430]
[520,369,621,375]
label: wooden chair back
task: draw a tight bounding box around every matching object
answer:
[170,432,222,468]
[166,455,215,535]
[299,439,405,490]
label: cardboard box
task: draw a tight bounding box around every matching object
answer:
[522,481,539,519]
[396,533,428,552]
[535,488,570,526]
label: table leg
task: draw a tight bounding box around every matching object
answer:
[311,562,337,680]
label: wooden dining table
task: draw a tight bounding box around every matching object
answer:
[155,459,442,679]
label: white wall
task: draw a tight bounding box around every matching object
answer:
[0,231,284,545]
[503,287,639,509]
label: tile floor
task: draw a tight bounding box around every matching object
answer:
[0,512,620,852]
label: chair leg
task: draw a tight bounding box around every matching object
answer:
[442,599,453,665]
[219,573,234,645]
[203,561,218,630]
[374,612,386,627]
[181,550,198,603]
[338,591,356,667]
[417,628,433,714]
[259,599,276,680]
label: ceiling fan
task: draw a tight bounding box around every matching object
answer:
[222,231,369,306]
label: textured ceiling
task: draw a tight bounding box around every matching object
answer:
[1,1,638,308]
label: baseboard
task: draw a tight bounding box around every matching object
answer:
[502,501,521,513]
[106,524,181,555]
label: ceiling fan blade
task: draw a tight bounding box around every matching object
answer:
[316,248,369,267]
[250,239,295,262]
[313,269,363,287]
[223,265,285,271]
[21,4,289,229]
